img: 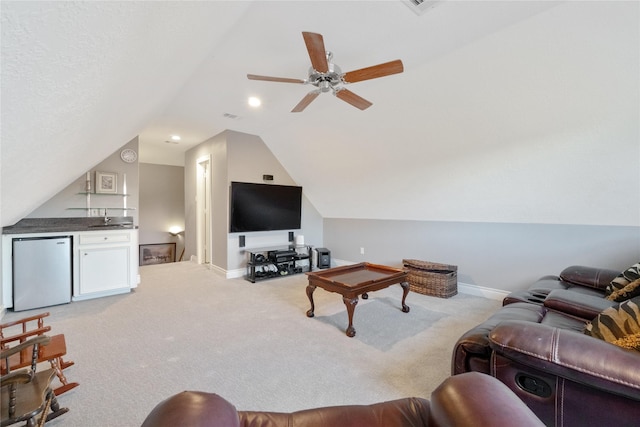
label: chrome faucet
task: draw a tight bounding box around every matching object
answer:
[103,209,111,224]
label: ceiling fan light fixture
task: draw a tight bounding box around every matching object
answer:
[319,81,332,93]
[247,31,403,112]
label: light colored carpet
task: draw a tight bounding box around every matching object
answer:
[2,261,500,426]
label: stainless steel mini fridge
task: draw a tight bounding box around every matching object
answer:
[12,236,72,311]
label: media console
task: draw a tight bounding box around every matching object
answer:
[245,245,313,283]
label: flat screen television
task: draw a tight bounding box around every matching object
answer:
[229,182,302,233]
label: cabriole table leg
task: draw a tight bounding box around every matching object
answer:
[401,281,410,313]
[306,284,316,317]
[343,296,359,337]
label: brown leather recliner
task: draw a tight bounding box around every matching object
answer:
[502,265,620,306]
[455,265,624,375]
[452,265,640,426]
[141,372,544,427]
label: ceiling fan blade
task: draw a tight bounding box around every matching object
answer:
[247,74,305,84]
[335,89,373,110]
[342,60,404,84]
[302,32,329,73]
[291,91,320,113]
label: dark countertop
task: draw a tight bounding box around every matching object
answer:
[2,217,137,235]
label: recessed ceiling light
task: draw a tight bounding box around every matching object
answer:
[171,135,181,141]
[248,97,261,107]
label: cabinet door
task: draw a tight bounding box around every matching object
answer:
[79,246,130,294]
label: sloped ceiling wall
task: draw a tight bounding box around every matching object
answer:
[1,1,251,225]
[2,1,638,228]
[261,1,639,226]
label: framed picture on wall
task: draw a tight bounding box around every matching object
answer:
[139,243,176,266]
[96,171,118,194]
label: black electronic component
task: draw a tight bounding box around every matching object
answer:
[316,248,331,269]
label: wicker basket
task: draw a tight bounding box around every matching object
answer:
[402,259,458,298]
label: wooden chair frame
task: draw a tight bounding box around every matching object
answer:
[0,313,78,396]
[1,335,68,427]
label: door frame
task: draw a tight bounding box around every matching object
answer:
[196,155,212,265]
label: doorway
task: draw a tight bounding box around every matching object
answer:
[196,156,212,265]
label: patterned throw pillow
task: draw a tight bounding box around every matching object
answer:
[611,332,640,351]
[605,262,640,302]
[585,297,640,351]
[607,278,640,302]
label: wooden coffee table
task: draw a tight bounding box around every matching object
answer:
[305,262,410,337]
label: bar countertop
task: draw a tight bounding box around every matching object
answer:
[2,217,137,235]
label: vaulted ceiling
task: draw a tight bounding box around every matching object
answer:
[2,1,638,227]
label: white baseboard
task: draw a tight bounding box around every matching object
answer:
[457,282,509,301]
[205,263,240,279]
[177,261,244,279]
[226,267,245,279]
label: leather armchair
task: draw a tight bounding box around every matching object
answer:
[453,268,640,426]
[503,265,620,306]
[488,319,640,426]
[141,372,544,427]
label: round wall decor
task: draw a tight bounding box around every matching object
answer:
[120,148,137,163]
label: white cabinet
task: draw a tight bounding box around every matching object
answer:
[79,246,129,295]
[73,230,138,301]
[2,227,139,308]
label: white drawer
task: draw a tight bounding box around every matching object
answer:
[79,232,131,245]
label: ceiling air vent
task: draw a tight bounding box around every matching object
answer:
[401,0,444,16]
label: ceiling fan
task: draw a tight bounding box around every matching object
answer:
[247,32,404,112]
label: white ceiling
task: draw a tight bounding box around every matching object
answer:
[138,0,561,161]
[2,1,638,227]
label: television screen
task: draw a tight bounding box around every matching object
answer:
[229,182,302,232]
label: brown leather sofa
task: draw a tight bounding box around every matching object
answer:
[141,372,544,427]
[452,265,640,426]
